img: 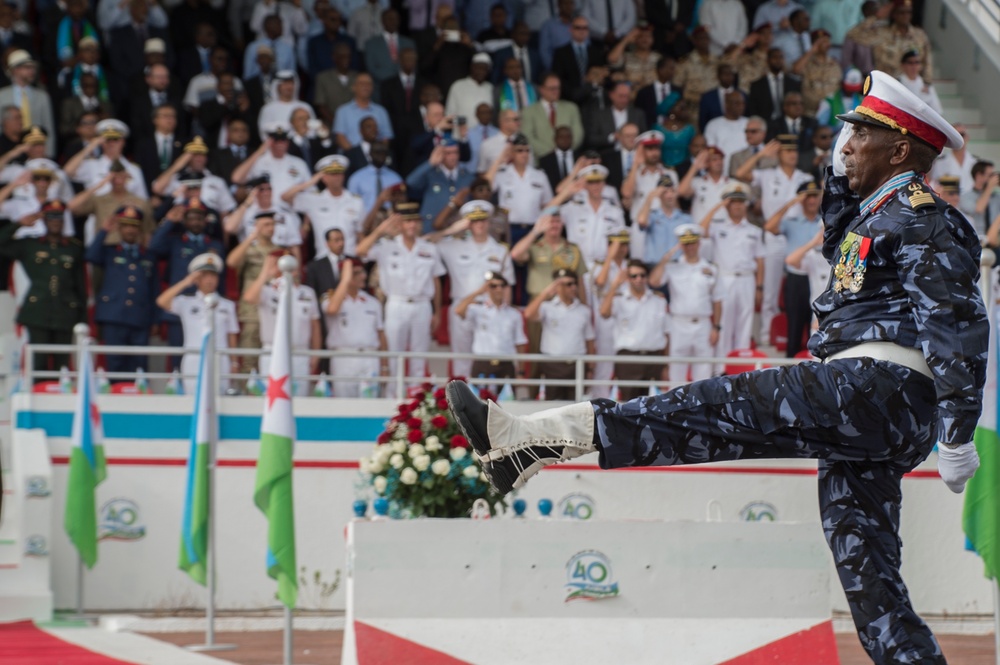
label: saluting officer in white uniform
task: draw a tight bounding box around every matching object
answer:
[454,271,529,382]
[242,251,322,396]
[357,202,446,396]
[524,268,596,400]
[560,164,627,265]
[588,230,631,399]
[282,154,366,258]
[155,253,240,395]
[651,223,722,385]
[623,130,679,257]
[698,182,765,363]
[432,199,515,380]
[323,257,388,397]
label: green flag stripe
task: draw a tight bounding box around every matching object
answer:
[964,426,1000,580]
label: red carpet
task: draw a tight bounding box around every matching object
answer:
[0,621,137,665]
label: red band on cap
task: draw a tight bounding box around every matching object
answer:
[859,96,947,152]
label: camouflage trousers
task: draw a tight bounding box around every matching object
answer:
[592,358,945,665]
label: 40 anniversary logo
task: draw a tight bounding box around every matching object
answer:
[99,498,146,541]
[565,550,619,602]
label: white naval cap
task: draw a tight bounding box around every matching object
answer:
[674,223,702,244]
[316,154,349,174]
[578,164,609,181]
[188,253,223,274]
[460,200,494,220]
[96,118,130,139]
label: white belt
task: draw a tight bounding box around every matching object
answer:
[386,296,431,304]
[824,342,933,380]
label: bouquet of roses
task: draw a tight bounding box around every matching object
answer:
[360,381,508,518]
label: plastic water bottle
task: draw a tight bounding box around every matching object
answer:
[165,370,184,395]
[488,373,498,396]
[134,367,149,394]
[498,382,515,402]
[95,367,111,394]
[59,366,72,394]
[246,368,264,396]
[313,372,332,397]
[537,379,546,401]
[360,370,379,398]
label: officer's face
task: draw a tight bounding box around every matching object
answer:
[724,198,747,220]
[31,173,51,194]
[120,222,140,244]
[322,172,345,191]
[193,271,219,293]
[270,138,289,157]
[585,179,604,197]
[512,144,530,166]
[257,184,273,207]
[185,212,206,234]
[486,280,506,304]
[401,218,421,239]
[442,146,460,168]
[556,278,578,301]
[256,217,276,239]
[44,214,63,236]
[842,123,894,199]
[626,267,648,294]
[681,241,700,259]
[326,230,345,255]
[802,192,821,216]
[103,137,123,158]
[659,186,677,207]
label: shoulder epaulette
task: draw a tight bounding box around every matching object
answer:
[907,181,936,210]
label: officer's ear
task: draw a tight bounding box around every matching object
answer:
[887,137,911,167]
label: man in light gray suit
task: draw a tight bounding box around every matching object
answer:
[0,51,54,157]
[364,9,414,97]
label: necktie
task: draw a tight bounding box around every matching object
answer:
[799,33,808,57]
[375,167,383,193]
[576,45,587,81]
[604,0,615,34]
[562,151,570,178]
[19,88,30,127]
[300,138,311,166]
[200,48,209,72]
[548,102,556,128]
[624,151,632,173]
[136,23,147,43]
[388,34,397,61]
[482,126,488,141]
[519,48,530,83]
[516,81,526,110]
[160,138,169,169]
[404,76,413,111]
[774,76,782,118]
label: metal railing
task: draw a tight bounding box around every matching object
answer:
[19,344,801,402]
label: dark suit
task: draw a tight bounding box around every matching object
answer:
[747,74,801,122]
[198,98,255,149]
[59,97,113,141]
[698,87,747,132]
[644,0,697,35]
[491,44,543,85]
[209,144,255,185]
[584,106,646,152]
[131,90,184,141]
[550,42,607,103]
[421,42,475,95]
[538,149,574,192]
[243,75,272,125]
[288,135,335,168]
[108,23,170,105]
[380,73,427,171]
[344,145,371,179]
[765,116,817,150]
[599,148,630,191]
[634,82,680,129]
[175,45,213,91]
[409,131,472,168]
[135,134,186,192]
[305,254,342,363]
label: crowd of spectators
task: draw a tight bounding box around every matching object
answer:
[0,0,981,398]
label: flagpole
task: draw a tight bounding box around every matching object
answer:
[69,322,93,622]
[187,293,235,653]
[279,256,296,665]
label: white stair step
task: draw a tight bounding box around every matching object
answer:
[964,125,989,141]
[968,141,1000,162]
[934,79,959,96]
[939,107,983,124]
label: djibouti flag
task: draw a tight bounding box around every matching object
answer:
[179,330,213,585]
[254,278,298,608]
[64,346,107,568]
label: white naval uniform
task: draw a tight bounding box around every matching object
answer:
[437,234,514,379]
[609,289,670,352]
[367,235,446,396]
[257,279,320,396]
[662,257,721,385]
[467,301,528,356]
[561,196,626,265]
[167,171,238,214]
[492,165,553,225]
[291,189,365,258]
[538,298,594,355]
[237,202,303,249]
[706,217,764,362]
[628,164,679,258]
[169,293,240,394]
[688,173,731,227]
[246,152,311,200]
[588,257,627,399]
[322,289,384,397]
[73,155,148,198]
[751,166,813,341]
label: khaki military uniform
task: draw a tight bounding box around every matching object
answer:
[801,54,844,115]
[231,239,278,373]
[673,52,720,113]
[873,25,932,80]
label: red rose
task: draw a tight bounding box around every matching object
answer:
[422,382,434,392]
[407,417,423,430]
[408,399,422,412]
[434,388,446,400]
[436,398,449,411]
[407,429,424,443]
[450,434,469,449]
[431,415,448,429]
[377,432,391,444]
[451,375,467,383]
[391,414,405,423]
[397,403,412,417]
[479,389,497,402]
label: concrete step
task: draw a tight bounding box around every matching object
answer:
[968,140,1000,163]
[934,79,959,96]
[962,124,989,140]
[939,106,983,124]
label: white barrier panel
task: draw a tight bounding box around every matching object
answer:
[4,393,994,617]
[342,519,838,665]
[0,428,53,621]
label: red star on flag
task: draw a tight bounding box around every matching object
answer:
[266,374,290,409]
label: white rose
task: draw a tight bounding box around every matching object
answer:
[368,459,384,474]
[392,439,407,454]
[400,467,418,485]
[431,459,451,476]
[409,444,426,458]
[373,476,388,494]
[413,454,431,472]
[450,447,467,461]
[390,453,405,469]
[462,465,479,479]
[425,435,441,451]
[375,447,392,465]
[479,472,488,482]
[358,457,370,474]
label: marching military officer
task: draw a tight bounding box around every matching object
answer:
[149,198,226,360]
[455,271,529,382]
[356,202,446,396]
[283,154,365,258]
[699,182,765,362]
[155,253,241,395]
[650,224,722,385]
[524,268,596,400]
[242,252,322,396]
[85,205,158,377]
[0,200,86,374]
[559,164,627,265]
[323,257,389,398]
[433,200,515,380]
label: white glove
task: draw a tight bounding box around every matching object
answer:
[937,442,980,493]
[832,123,854,177]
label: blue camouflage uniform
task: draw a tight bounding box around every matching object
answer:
[590,168,988,665]
[86,229,159,375]
[405,161,476,234]
[148,220,225,353]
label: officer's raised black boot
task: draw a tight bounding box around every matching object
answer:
[445,380,596,495]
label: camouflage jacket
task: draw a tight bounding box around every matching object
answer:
[810,168,988,446]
